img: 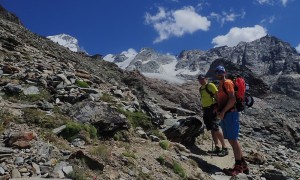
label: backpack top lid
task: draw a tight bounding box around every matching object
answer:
[234,77,246,99]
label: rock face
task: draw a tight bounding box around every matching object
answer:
[0,5,22,25]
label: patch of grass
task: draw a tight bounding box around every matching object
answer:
[83,124,97,139]
[173,161,186,178]
[273,162,286,170]
[159,140,170,150]
[23,108,70,128]
[89,145,111,161]
[40,131,70,150]
[60,122,97,142]
[0,107,18,133]
[137,170,152,180]
[118,109,153,130]
[113,130,130,142]
[156,156,165,165]
[75,79,89,88]
[122,151,136,159]
[66,165,90,180]
[151,129,166,140]
[3,89,51,102]
[100,93,115,103]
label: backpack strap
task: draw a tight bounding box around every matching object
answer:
[222,81,229,95]
[205,83,214,98]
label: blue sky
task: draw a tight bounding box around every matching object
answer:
[1,0,300,55]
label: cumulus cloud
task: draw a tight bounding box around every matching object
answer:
[296,44,300,53]
[210,10,246,26]
[145,6,211,43]
[212,25,267,47]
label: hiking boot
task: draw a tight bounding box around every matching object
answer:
[223,164,243,176]
[207,146,221,154]
[217,148,229,157]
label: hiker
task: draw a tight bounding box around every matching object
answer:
[214,66,249,176]
[197,74,228,157]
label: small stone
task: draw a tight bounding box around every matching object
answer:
[11,169,21,178]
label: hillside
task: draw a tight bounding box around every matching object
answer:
[0,5,300,180]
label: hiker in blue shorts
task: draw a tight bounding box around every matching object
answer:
[215,66,249,176]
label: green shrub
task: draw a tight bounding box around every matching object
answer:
[159,140,170,150]
[60,122,82,141]
[60,122,97,141]
[156,156,165,165]
[83,124,97,139]
[118,109,153,130]
[173,161,186,178]
[75,80,89,88]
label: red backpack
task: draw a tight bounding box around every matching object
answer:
[222,76,246,112]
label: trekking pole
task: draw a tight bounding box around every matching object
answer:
[211,136,213,159]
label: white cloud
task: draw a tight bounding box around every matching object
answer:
[260,15,276,24]
[210,10,246,26]
[280,0,288,6]
[256,0,289,6]
[145,6,211,43]
[256,0,274,5]
[212,25,267,47]
[296,44,300,53]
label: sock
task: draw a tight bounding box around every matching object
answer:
[235,160,242,165]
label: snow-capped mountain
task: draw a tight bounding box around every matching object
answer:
[103,48,209,83]
[47,34,81,52]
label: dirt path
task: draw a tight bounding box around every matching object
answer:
[187,137,235,180]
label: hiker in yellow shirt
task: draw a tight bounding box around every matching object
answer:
[198,74,228,156]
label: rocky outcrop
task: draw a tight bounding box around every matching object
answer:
[164,116,204,145]
[0,5,22,25]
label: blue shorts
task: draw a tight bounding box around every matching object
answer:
[220,111,239,140]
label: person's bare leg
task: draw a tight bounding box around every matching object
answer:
[229,140,242,160]
[211,131,220,147]
[215,129,227,148]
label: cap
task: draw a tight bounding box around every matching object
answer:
[197,74,206,80]
[215,65,226,74]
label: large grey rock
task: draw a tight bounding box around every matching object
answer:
[68,101,129,136]
[163,116,204,146]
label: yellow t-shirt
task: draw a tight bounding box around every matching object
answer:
[199,83,218,108]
